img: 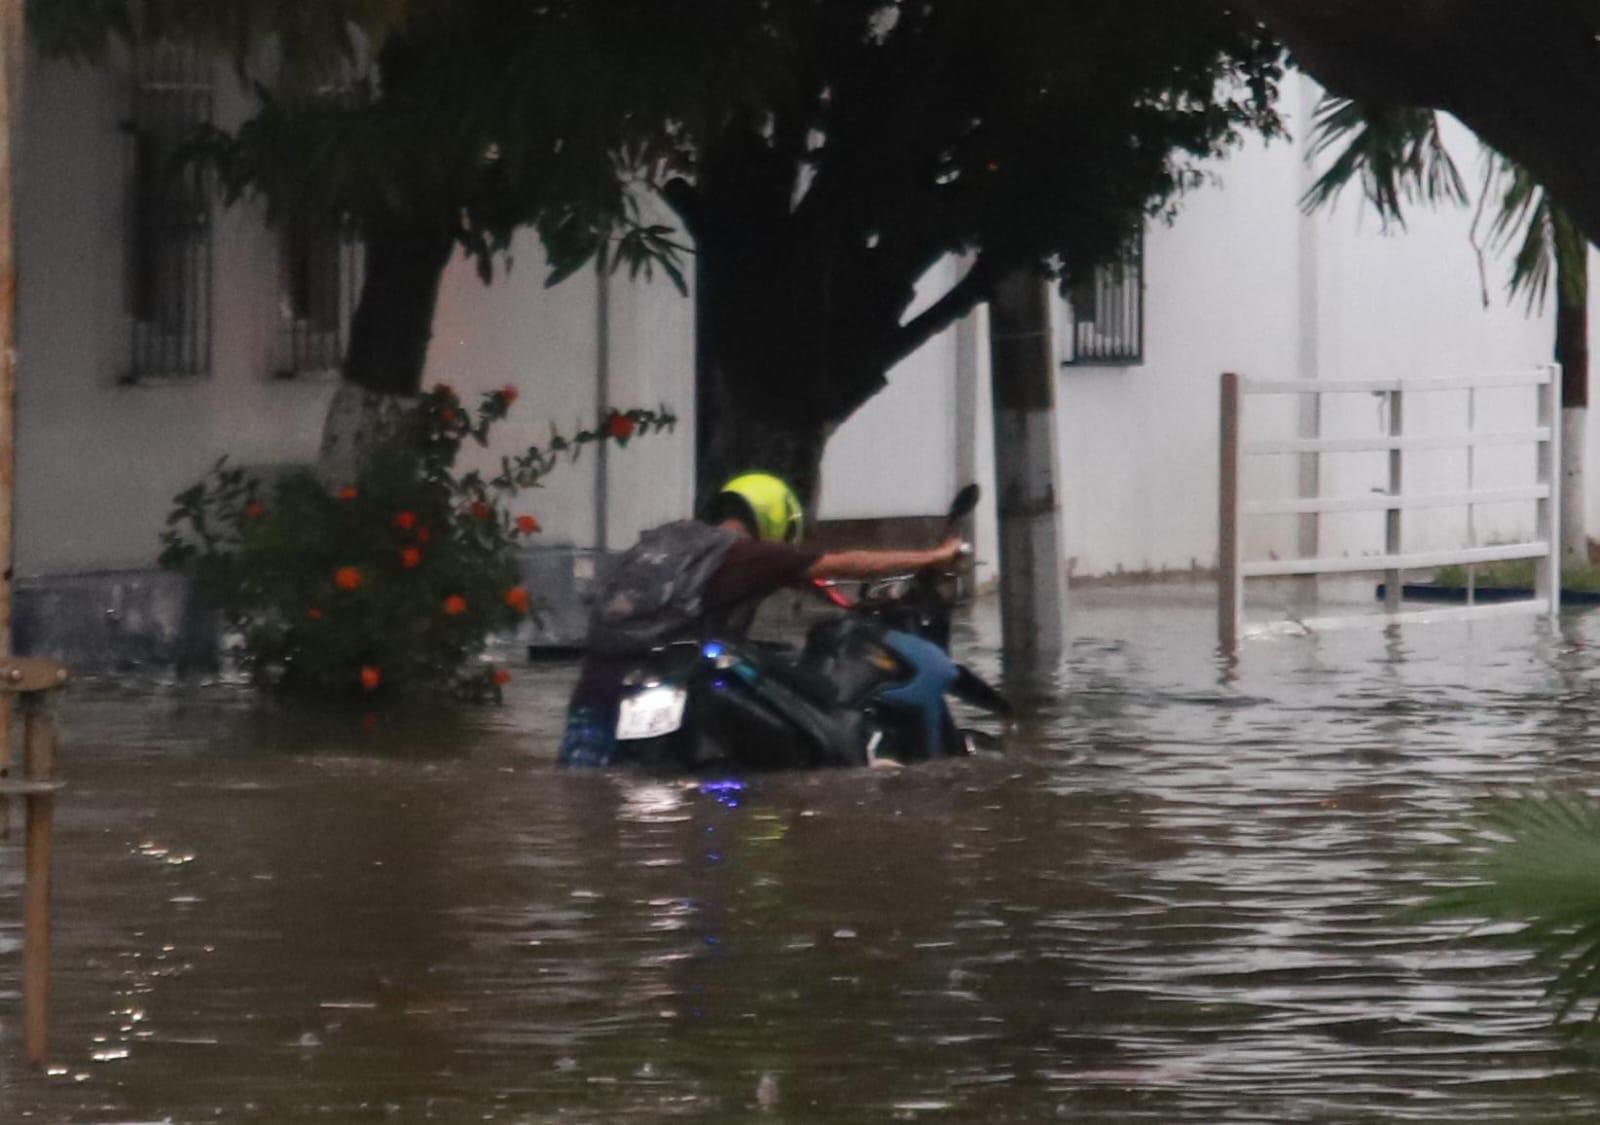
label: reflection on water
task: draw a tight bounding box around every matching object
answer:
[4,584,1600,1120]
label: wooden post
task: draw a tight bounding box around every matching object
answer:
[1384,388,1404,614]
[1466,385,1477,607]
[1538,363,1561,618]
[1218,373,1242,653]
[21,690,55,1068]
[0,0,22,839]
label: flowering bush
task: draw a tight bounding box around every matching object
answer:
[159,386,673,698]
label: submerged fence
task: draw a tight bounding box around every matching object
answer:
[1218,366,1560,651]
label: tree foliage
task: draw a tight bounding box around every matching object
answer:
[35,1,701,290]
[1424,792,1600,1032]
[1303,97,1587,312]
[35,2,1288,494]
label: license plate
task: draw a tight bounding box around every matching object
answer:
[615,686,688,741]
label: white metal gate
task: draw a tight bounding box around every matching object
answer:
[1218,366,1560,651]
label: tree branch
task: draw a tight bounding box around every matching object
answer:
[883,257,996,368]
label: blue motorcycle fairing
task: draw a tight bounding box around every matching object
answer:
[876,630,959,757]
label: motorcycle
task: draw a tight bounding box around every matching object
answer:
[608,485,1011,772]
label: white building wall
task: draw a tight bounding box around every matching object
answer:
[14,52,695,578]
[1054,77,1560,578]
[819,257,962,521]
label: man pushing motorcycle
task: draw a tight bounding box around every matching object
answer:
[560,471,965,767]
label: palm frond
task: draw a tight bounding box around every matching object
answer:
[1475,153,1589,312]
[1301,95,1467,225]
[1424,792,1600,1030]
[1480,154,1556,312]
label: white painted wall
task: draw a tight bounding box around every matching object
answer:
[1053,77,1560,578]
[14,51,695,576]
[819,257,962,520]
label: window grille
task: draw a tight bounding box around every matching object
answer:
[1063,233,1144,367]
[125,43,214,381]
[277,216,362,378]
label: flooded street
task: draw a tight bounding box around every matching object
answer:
[7,583,1600,1122]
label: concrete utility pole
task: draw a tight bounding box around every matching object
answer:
[987,269,1067,666]
[0,0,21,821]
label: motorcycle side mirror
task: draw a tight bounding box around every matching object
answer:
[946,483,981,525]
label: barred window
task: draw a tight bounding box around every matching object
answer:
[277,215,362,379]
[125,43,213,382]
[1062,233,1144,367]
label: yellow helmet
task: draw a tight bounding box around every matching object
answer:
[717,472,805,544]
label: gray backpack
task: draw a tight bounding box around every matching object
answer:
[586,521,740,655]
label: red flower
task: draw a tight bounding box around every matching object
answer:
[243,501,266,520]
[608,411,636,441]
[499,384,519,406]
[504,586,531,615]
[392,511,417,531]
[491,668,512,686]
[416,527,432,545]
[440,407,457,425]
[432,382,456,400]
[336,486,358,502]
[335,566,364,592]
[359,665,381,692]
[306,607,323,622]
[399,546,423,569]
[443,594,468,617]
[469,500,492,521]
[516,515,542,536]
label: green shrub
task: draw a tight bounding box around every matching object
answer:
[159,384,673,698]
[1432,560,1600,592]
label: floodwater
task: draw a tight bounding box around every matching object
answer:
[5,583,1600,1122]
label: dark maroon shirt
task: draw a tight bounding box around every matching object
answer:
[569,538,821,714]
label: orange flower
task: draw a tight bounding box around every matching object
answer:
[608,411,636,441]
[443,594,468,617]
[336,486,359,502]
[491,667,512,686]
[499,384,519,405]
[306,607,323,622]
[359,665,381,692]
[416,527,432,545]
[504,586,530,615]
[516,515,542,535]
[243,501,266,520]
[399,546,423,569]
[469,500,492,521]
[334,566,364,592]
[392,511,417,531]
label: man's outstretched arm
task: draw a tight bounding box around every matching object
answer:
[807,538,965,581]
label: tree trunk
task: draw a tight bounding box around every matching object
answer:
[344,211,455,396]
[318,211,455,482]
[696,352,833,509]
[690,218,901,513]
[1558,248,1589,565]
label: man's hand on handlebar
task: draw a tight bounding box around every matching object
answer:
[930,536,966,569]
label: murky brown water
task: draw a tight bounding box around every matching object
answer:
[5,584,1600,1122]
